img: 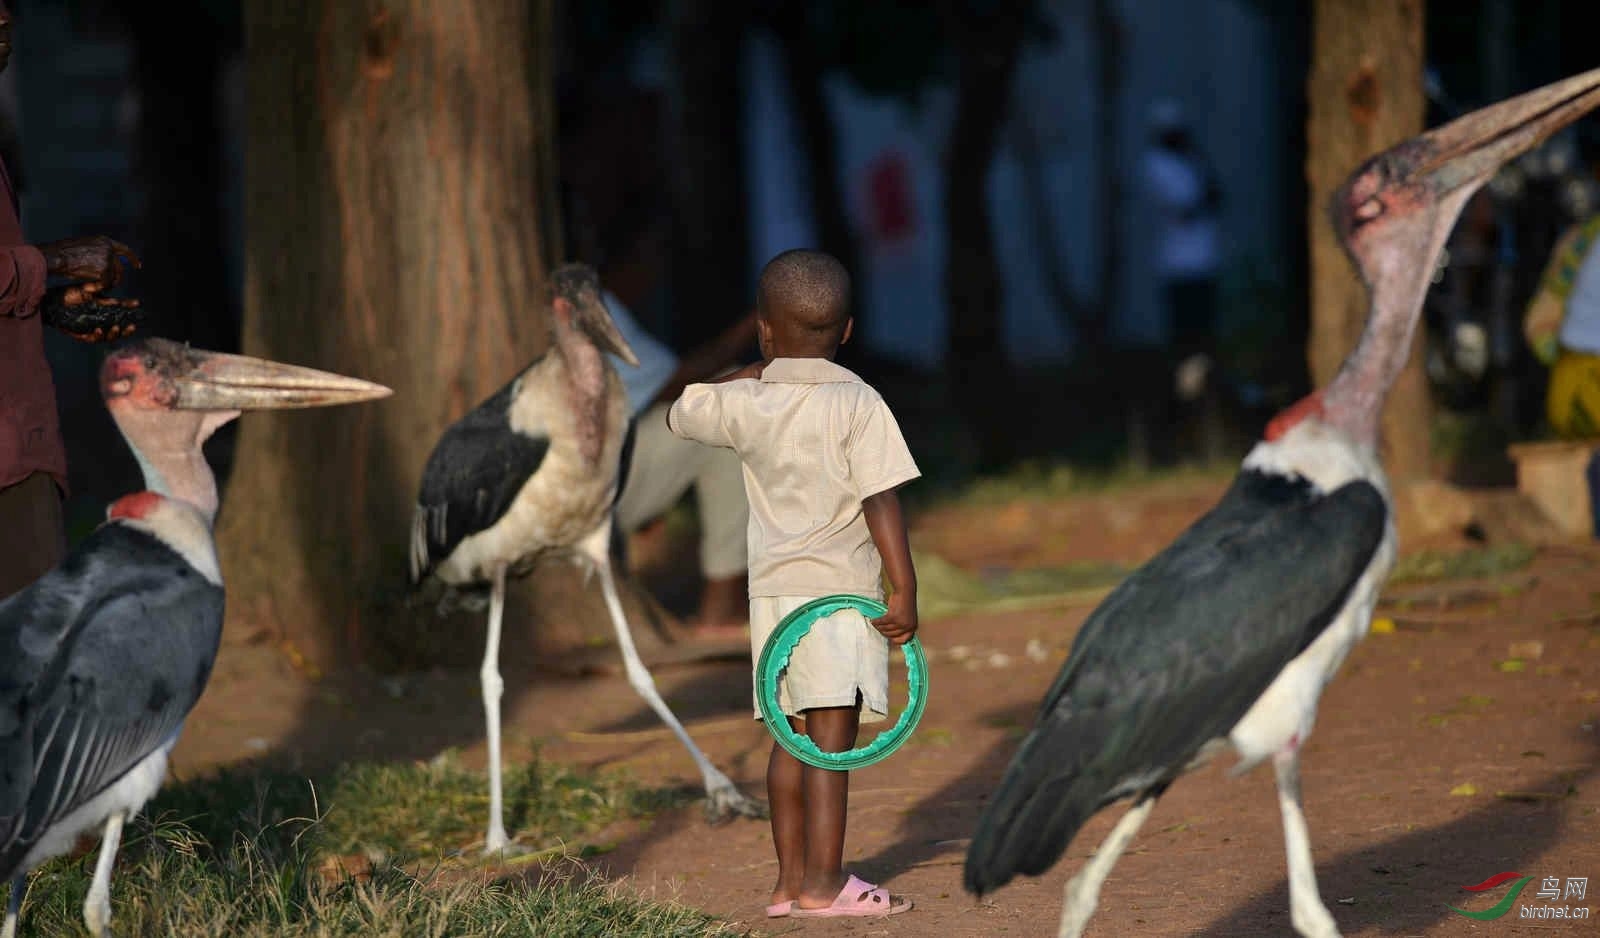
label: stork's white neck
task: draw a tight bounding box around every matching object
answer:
[555,322,609,397]
[1320,187,1474,447]
[111,408,235,525]
[128,446,219,522]
[553,321,612,465]
[1318,281,1428,447]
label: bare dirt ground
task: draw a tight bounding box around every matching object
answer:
[171,477,1600,937]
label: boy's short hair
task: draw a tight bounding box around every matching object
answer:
[758,249,851,347]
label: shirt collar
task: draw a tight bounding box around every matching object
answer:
[760,357,864,385]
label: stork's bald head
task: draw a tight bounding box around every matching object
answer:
[755,249,853,359]
[548,261,639,366]
[1333,66,1600,290]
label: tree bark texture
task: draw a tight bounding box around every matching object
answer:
[1307,0,1433,481]
[220,1,576,671]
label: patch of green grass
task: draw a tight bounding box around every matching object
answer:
[151,750,695,863]
[1389,543,1536,585]
[318,752,694,862]
[914,549,1127,621]
[925,459,1236,511]
[3,756,728,938]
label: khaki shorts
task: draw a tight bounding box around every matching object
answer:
[750,595,888,724]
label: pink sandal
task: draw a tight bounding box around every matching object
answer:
[765,900,794,918]
[790,874,913,918]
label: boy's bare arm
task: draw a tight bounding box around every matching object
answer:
[863,487,917,645]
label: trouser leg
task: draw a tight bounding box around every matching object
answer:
[0,472,65,600]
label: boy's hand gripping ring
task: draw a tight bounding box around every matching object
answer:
[755,594,928,770]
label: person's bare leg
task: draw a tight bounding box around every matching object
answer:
[767,720,807,908]
[689,573,749,639]
[686,444,749,639]
[795,705,859,908]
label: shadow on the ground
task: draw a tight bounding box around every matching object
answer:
[1191,728,1597,936]
[835,697,1596,938]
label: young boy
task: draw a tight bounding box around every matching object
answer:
[667,249,919,918]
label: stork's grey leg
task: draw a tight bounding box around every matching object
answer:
[3,874,23,938]
[578,522,766,822]
[481,564,510,853]
[83,810,125,937]
[1058,796,1155,938]
[1273,751,1342,938]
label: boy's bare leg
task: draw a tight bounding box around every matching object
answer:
[796,705,860,909]
[767,728,807,908]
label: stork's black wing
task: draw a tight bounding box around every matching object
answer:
[0,522,224,880]
[965,470,1387,895]
[409,368,550,583]
[613,413,639,510]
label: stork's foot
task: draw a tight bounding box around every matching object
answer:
[702,782,767,824]
[1290,901,1342,938]
[83,899,115,938]
[482,830,534,860]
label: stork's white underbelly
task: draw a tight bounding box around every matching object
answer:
[1226,526,1395,768]
[436,446,618,586]
[1227,420,1398,770]
[18,729,179,874]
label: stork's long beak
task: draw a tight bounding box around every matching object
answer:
[1400,66,1600,196]
[172,349,393,411]
[584,299,641,368]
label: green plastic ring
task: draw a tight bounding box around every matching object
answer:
[755,594,928,770]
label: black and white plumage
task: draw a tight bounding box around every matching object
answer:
[409,263,762,855]
[0,338,390,938]
[965,68,1600,938]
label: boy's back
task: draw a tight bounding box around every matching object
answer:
[669,357,919,599]
[665,248,918,918]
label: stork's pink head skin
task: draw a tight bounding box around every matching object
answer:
[100,342,186,411]
[98,338,391,522]
[99,338,392,413]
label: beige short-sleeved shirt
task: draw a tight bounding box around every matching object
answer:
[667,357,920,599]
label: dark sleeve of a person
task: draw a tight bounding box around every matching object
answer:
[0,244,46,317]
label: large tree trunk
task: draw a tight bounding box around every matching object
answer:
[940,0,1028,473]
[1306,0,1432,481]
[219,1,569,672]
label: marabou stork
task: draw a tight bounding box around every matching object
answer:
[0,338,391,938]
[964,69,1600,938]
[409,263,764,855]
